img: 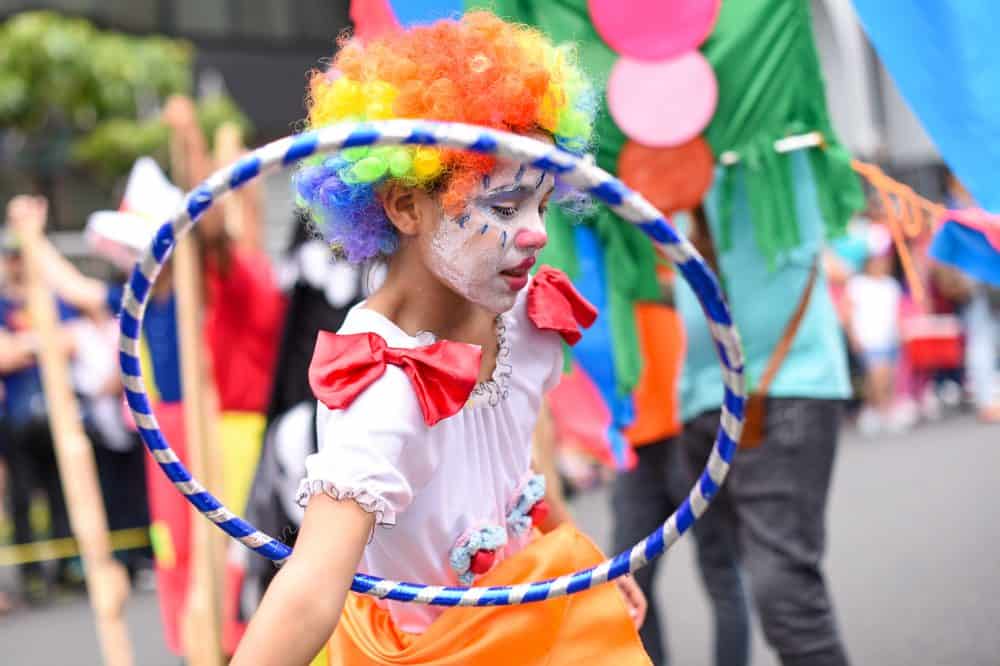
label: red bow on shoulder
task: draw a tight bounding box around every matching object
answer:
[527,266,598,345]
[308,331,482,427]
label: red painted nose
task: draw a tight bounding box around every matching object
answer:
[514,229,547,250]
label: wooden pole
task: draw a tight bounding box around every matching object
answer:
[166,96,225,666]
[213,123,260,250]
[213,123,248,244]
[20,228,133,666]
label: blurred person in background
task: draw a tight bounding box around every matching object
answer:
[0,240,13,614]
[6,195,154,586]
[944,174,1000,422]
[964,281,1000,422]
[678,154,854,666]
[827,214,874,416]
[611,264,750,666]
[925,262,971,409]
[9,118,286,654]
[68,302,154,581]
[844,225,903,434]
[0,199,83,604]
[239,215,368,619]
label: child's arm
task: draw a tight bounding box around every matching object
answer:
[0,329,36,373]
[6,195,111,320]
[532,399,648,628]
[531,401,574,532]
[232,495,375,666]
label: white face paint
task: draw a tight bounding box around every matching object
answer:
[425,158,554,314]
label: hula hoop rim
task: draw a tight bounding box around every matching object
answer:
[119,119,746,607]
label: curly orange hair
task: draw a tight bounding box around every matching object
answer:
[297,11,594,261]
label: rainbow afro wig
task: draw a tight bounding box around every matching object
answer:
[294,11,596,263]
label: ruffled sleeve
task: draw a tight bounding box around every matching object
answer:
[296,365,433,526]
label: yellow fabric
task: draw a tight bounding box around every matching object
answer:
[312,647,330,666]
[325,524,650,665]
[148,521,176,569]
[219,411,267,513]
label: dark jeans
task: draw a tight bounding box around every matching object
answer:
[6,418,71,581]
[613,437,750,666]
[683,398,850,666]
[91,432,153,571]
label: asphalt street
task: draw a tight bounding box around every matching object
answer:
[2,415,998,665]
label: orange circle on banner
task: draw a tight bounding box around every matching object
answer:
[618,138,715,214]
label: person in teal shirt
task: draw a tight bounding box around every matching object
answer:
[675,152,853,666]
[677,154,851,419]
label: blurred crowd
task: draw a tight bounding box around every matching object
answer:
[828,207,998,436]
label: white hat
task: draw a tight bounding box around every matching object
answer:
[85,157,184,270]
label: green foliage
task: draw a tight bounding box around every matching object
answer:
[0,11,193,131]
[70,117,170,181]
[197,93,253,145]
[71,94,255,182]
[0,11,255,182]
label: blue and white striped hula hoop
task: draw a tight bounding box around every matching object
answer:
[119,120,746,607]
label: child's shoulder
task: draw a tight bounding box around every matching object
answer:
[314,306,482,427]
[337,304,422,346]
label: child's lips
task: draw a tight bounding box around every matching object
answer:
[499,257,535,290]
[501,273,529,291]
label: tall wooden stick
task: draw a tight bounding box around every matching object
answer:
[166,96,225,666]
[213,123,258,250]
[20,228,133,666]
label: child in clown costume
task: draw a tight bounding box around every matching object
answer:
[233,12,650,665]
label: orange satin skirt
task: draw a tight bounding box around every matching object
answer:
[324,524,651,665]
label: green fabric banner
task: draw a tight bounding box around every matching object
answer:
[468,0,864,391]
[702,0,864,265]
[475,0,660,395]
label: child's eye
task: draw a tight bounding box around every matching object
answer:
[492,205,518,219]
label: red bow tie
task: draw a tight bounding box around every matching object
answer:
[527,266,598,345]
[309,331,482,427]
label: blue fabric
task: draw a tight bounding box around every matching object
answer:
[928,220,1000,288]
[389,0,464,27]
[851,1,1000,213]
[676,153,851,422]
[860,347,899,369]
[106,285,183,403]
[569,225,633,468]
[0,296,78,425]
[831,231,869,273]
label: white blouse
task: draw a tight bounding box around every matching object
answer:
[297,283,563,634]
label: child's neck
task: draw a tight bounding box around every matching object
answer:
[365,257,499,382]
[370,284,495,342]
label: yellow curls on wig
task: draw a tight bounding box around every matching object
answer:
[295,11,595,262]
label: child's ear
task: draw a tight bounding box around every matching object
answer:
[380,182,438,237]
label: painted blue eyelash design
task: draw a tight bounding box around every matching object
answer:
[482,174,490,189]
[500,230,507,247]
[456,213,470,228]
[514,164,526,183]
[479,224,489,234]
[535,171,545,188]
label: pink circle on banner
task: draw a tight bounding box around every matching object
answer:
[608,53,717,147]
[588,0,721,61]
